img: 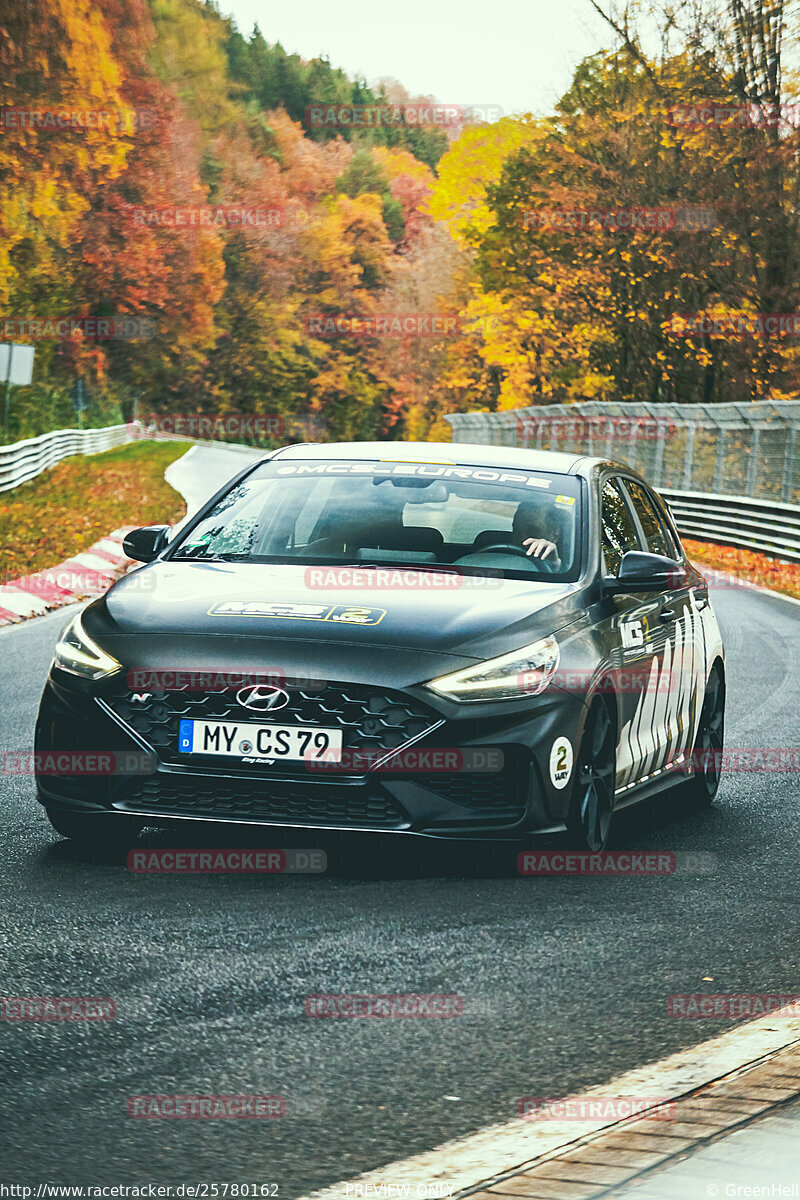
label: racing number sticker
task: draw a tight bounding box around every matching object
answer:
[549,736,574,790]
[620,618,645,649]
[327,606,382,625]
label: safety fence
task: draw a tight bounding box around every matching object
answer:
[445,402,800,562]
[444,401,800,502]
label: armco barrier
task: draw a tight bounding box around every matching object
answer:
[660,489,800,563]
[0,425,134,493]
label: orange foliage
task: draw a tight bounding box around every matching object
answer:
[685,539,800,602]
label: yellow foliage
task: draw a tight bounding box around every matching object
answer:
[373,146,434,186]
[0,0,131,307]
[148,0,238,133]
[428,118,541,244]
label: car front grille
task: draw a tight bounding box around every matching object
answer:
[116,775,409,829]
[101,681,441,771]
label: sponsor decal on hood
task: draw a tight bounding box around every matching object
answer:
[208,601,386,626]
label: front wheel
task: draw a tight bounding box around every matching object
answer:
[683,666,725,807]
[45,807,142,846]
[566,701,616,851]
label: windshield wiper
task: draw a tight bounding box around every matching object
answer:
[171,551,252,562]
[350,561,442,572]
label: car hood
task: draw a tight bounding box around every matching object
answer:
[102,561,583,658]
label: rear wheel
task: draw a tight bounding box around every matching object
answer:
[566,701,616,851]
[684,666,725,807]
[45,807,142,846]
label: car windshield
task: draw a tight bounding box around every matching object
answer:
[169,459,583,581]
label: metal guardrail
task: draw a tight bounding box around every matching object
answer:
[660,489,800,564]
[0,425,134,493]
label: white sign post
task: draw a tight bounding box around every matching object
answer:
[1,343,35,440]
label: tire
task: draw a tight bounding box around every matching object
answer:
[45,807,142,846]
[683,665,725,808]
[566,700,616,851]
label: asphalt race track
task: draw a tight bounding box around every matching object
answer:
[1,446,799,1193]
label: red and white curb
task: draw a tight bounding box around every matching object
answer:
[0,441,254,630]
[0,526,138,626]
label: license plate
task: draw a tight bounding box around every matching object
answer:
[178,719,342,762]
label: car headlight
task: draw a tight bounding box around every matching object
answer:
[425,635,560,702]
[53,613,122,681]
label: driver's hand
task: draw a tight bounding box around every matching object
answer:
[523,537,557,559]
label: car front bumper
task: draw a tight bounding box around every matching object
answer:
[35,670,587,840]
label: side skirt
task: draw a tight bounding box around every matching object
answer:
[613,755,689,808]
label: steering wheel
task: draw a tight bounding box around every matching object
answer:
[462,539,560,572]
[474,539,534,559]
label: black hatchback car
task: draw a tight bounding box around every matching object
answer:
[35,441,725,851]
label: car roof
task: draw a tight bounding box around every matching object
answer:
[272,440,593,474]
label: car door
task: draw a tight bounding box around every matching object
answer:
[621,478,708,777]
[599,476,662,793]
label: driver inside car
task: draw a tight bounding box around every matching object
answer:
[512,499,561,561]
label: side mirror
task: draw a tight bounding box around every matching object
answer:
[122,524,170,563]
[605,550,685,594]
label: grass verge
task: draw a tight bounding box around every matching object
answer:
[685,538,800,603]
[0,441,188,580]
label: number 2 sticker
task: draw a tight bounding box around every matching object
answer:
[549,736,574,790]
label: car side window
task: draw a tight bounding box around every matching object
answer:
[623,480,677,559]
[649,489,684,560]
[601,478,642,575]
